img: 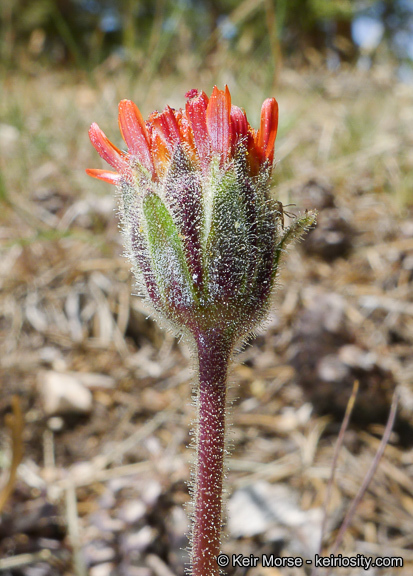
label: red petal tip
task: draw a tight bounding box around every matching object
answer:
[206,85,231,160]
[257,98,278,162]
[185,90,211,167]
[86,168,122,185]
[151,106,181,152]
[88,123,129,174]
[185,89,199,100]
[118,100,154,175]
[230,105,249,145]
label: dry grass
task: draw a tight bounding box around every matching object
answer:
[0,63,413,575]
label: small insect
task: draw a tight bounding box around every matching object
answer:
[275,201,296,229]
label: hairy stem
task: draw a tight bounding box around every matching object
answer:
[191,328,233,576]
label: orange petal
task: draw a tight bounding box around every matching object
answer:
[149,130,170,178]
[88,123,130,174]
[245,128,261,175]
[151,106,181,153]
[256,98,279,163]
[173,110,196,165]
[86,168,122,185]
[206,85,231,161]
[118,100,154,175]
[185,90,211,168]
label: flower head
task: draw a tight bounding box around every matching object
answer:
[87,86,278,184]
[87,86,315,340]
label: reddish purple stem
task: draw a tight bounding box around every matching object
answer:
[191,328,233,576]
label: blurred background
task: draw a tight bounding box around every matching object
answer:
[2,0,413,78]
[1,1,413,575]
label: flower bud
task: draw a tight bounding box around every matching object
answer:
[87,86,315,340]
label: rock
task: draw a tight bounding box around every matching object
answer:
[302,207,354,261]
[23,564,54,576]
[39,346,64,366]
[317,354,351,383]
[69,461,95,483]
[146,554,178,576]
[98,490,116,510]
[338,344,376,370]
[289,293,395,423]
[39,371,93,415]
[118,500,146,525]
[298,179,336,211]
[314,344,394,423]
[228,482,322,557]
[120,526,156,556]
[289,290,351,416]
[89,564,115,576]
[47,416,65,431]
[141,480,162,508]
[228,484,275,537]
[166,506,189,573]
[83,541,116,567]
[89,510,125,533]
[400,219,413,237]
[118,565,152,576]
[0,123,19,156]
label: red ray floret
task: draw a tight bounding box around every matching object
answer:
[185,90,211,169]
[148,125,171,178]
[206,86,231,163]
[255,97,279,163]
[174,109,196,163]
[85,168,122,185]
[230,105,250,150]
[151,106,182,153]
[118,100,154,176]
[88,123,131,178]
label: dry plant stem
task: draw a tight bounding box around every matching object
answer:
[0,396,24,515]
[323,390,398,576]
[312,380,359,576]
[191,328,233,576]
